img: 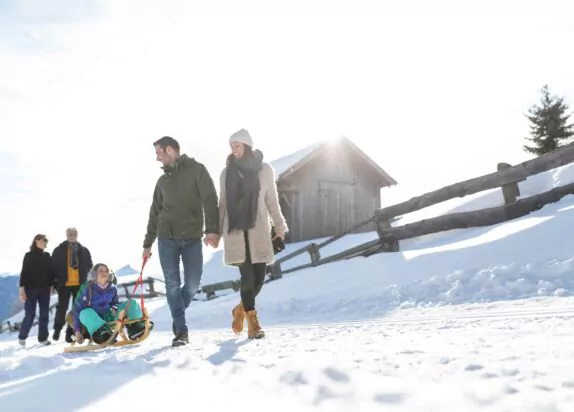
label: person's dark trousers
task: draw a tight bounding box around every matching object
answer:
[18,287,51,342]
[239,231,267,312]
[158,237,203,334]
[53,285,81,339]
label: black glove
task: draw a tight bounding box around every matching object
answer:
[271,227,285,254]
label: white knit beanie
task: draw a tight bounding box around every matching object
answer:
[229,128,253,147]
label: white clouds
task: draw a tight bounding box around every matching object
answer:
[1,0,574,272]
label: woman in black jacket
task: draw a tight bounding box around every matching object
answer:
[18,234,56,347]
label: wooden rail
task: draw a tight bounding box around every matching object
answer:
[379,181,574,240]
[119,277,165,299]
[375,141,574,221]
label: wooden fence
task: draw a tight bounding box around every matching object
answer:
[201,142,574,300]
[118,276,165,299]
[0,277,163,334]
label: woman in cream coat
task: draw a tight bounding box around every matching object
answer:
[219,129,287,339]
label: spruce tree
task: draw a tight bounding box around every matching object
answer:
[523,85,574,155]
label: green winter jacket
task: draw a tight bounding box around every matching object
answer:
[143,154,219,248]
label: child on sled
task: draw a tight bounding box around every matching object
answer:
[72,263,152,344]
[64,269,118,343]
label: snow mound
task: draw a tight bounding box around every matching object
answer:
[385,258,574,309]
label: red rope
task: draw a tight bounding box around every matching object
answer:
[131,256,148,312]
[118,256,148,325]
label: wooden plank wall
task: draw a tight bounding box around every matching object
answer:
[278,142,383,241]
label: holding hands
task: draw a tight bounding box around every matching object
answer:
[204,233,220,248]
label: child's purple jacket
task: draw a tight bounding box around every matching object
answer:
[72,282,119,332]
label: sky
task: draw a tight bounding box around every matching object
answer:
[1,0,573,274]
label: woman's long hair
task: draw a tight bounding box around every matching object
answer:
[29,234,47,252]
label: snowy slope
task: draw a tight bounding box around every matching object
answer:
[2,164,574,410]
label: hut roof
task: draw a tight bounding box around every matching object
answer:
[270,136,397,186]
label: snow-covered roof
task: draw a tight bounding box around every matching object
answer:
[270,140,325,179]
[269,136,397,186]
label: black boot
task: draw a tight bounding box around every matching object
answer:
[64,326,74,343]
[172,331,189,347]
[52,328,61,341]
[92,326,114,344]
[126,321,154,340]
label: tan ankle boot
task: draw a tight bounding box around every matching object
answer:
[246,310,265,339]
[231,303,245,335]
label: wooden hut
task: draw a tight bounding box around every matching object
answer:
[270,136,397,242]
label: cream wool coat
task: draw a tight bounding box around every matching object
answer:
[219,162,287,266]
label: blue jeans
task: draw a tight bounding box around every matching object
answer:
[18,287,51,342]
[158,237,203,333]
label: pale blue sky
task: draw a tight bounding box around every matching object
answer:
[1,0,573,274]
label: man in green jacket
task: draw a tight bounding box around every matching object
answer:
[143,136,220,347]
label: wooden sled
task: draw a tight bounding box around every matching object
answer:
[63,308,152,353]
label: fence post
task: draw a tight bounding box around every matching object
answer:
[375,219,400,252]
[306,243,321,266]
[148,277,156,297]
[497,162,521,205]
[269,262,282,280]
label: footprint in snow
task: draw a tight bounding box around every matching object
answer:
[438,356,454,364]
[534,384,553,392]
[374,392,405,404]
[323,367,350,382]
[503,385,519,394]
[500,368,519,377]
[279,370,309,385]
[399,349,424,355]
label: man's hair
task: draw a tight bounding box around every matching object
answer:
[154,136,180,153]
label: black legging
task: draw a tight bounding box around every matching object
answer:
[239,231,266,312]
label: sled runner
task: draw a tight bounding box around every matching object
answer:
[63,257,153,354]
[63,308,152,353]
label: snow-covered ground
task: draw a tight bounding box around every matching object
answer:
[1,298,573,411]
[2,163,574,410]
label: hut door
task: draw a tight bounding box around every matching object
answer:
[279,192,298,243]
[319,181,354,237]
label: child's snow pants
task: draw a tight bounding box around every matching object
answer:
[79,299,143,336]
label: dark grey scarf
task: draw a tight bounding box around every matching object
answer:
[225,149,264,234]
[70,243,79,269]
